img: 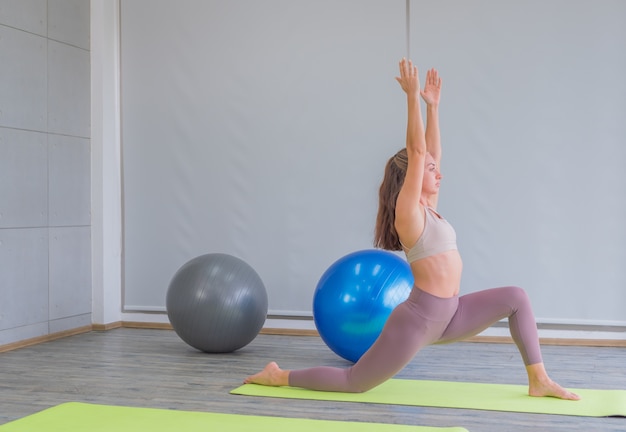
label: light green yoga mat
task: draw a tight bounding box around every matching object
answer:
[231,379,626,418]
[0,402,466,432]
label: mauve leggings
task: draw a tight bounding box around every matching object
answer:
[289,285,542,392]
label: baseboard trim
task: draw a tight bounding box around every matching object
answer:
[0,325,93,354]
[260,327,319,336]
[1,322,624,354]
[259,329,626,347]
[92,321,123,331]
[465,335,626,347]
[122,321,173,330]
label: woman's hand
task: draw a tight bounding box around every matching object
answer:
[420,68,442,107]
[395,58,420,97]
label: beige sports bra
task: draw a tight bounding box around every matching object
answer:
[401,207,457,262]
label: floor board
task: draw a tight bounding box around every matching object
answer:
[0,328,624,431]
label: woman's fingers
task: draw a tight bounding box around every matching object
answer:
[423,68,441,89]
[397,58,420,94]
[399,58,418,78]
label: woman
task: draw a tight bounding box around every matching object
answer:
[245,59,579,401]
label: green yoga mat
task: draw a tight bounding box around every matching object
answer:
[231,379,626,418]
[0,402,466,432]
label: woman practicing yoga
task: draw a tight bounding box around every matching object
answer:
[245,58,580,401]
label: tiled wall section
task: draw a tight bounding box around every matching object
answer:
[0,0,91,346]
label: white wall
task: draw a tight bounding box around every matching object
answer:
[95,1,626,335]
[0,0,92,346]
[120,0,407,316]
[91,0,123,325]
[409,0,626,326]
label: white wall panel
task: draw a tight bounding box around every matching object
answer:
[48,0,90,49]
[0,0,47,36]
[49,226,91,320]
[0,228,48,329]
[48,134,91,226]
[0,322,48,346]
[0,127,47,228]
[47,40,90,137]
[49,314,91,334]
[0,25,46,131]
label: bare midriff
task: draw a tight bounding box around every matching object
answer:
[409,249,463,298]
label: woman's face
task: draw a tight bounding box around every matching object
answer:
[422,153,442,194]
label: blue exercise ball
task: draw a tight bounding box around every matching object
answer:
[313,249,414,363]
[166,253,268,353]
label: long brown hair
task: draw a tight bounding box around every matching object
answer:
[374,148,407,251]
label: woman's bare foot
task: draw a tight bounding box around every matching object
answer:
[526,363,580,400]
[528,378,580,400]
[243,361,290,386]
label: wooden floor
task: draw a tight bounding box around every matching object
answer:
[0,328,624,431]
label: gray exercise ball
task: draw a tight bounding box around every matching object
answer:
[166,253,268,353]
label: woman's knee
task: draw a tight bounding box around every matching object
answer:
[347,383,373,393]
[346,378,383,393]
[506,286,532,309]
